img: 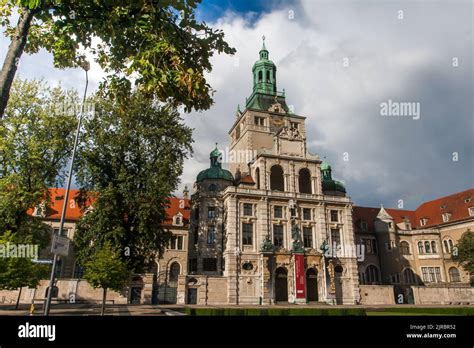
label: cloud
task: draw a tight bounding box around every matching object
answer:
[1,0,472,209]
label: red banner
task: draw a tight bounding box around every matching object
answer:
[294,254,306,299]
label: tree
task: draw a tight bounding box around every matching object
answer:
[83,242,131,315]
[0,231,49,309]
[0,79,77,306]
[0,0,235,117]
[73,90,192,273]
[452,231,474,283]
[0,79,76,236]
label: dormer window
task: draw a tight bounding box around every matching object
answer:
[420,218,428,226]
[360,221,368,231]
[465,197,472,203]
[33,203,46,218]
[442,213,451,223]
[173,213,183,226]
[290,122,299,130]
[469,207,474,216]
[440,204,447,209]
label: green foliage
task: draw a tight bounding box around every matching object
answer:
[83,241,131,292]
[0,231,48,290]
[1,0,235,112]
[73,90,193,272]
[452,231,474,275]
[0,78,76,241]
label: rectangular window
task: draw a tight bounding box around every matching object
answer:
[360,221,368,231]
[274,206,283,218]
[469,207,474,217]
[169,236,177,249]
[208,207,216,219]
[303,227,313,248]
[330,228,341,247]
[254,117,265,126]
[242,223,253,245]
[243,203,253,216]
[290,207,297,217]
[273,225,284,247]
[189,259,197,273]
[207,227,215,244]
[177,236,183,250]
[203,258,217,272]
[290,122,299,130]
[363,239,376,254]
[302,208,311,220]
[421,267,442,283]
[330,210,339,222]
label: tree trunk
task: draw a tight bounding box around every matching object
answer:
[101,288,107,316]
[15,287,23,310]
[0,8,36,118]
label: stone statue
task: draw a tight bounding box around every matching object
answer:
[260,236,274,252]
[291,223,305,253]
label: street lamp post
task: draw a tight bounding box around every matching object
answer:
[44,63,89,316]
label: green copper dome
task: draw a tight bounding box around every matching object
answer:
[197,145,234,183]
[245,36,290,113]
[321,160,346,194]
[320,161,331,171]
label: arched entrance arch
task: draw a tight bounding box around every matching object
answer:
[306,268,318,302]
[274,267,288,302]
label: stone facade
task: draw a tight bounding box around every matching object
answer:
[353,190,474,304]
[179,39,359,305]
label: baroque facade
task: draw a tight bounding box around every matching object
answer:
[182,39,359,305]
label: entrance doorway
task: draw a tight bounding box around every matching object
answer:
[130,287,142,304]
[187,288,197,304]
[275,267,288,302]
[306,268,318,302]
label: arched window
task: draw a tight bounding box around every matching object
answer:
[418,241,424,254]
[443,239,454,253]
[403,268,416,284]
[208,184,217,192]
[334,265,343,277]
[266,69,271,82]
[255,168,260,190]
[258,71,262,82]
[449,267,461,282]
[365,265,380,283]
[169,262,180,282]
[424,241,431,254]
[270,165,284,191]
[431,241,437,253]
[400,241,410,255]
[298,168,312,194]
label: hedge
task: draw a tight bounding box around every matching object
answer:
[184,307,366,316]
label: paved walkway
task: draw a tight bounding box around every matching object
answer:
[0,304,167,316]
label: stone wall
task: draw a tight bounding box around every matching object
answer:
[411,286,473,305]
[359,285,395,305]
[0,279,128,305]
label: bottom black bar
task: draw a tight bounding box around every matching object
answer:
[0,315,472,346]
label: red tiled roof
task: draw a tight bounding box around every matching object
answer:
[28,188,190,225]
[353,188,474,231]
[238,174,255,185]
[26,188,84,221]
[163,196,191,226]
[414,188,474,228]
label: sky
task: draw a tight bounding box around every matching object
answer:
[1,0,473,210]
